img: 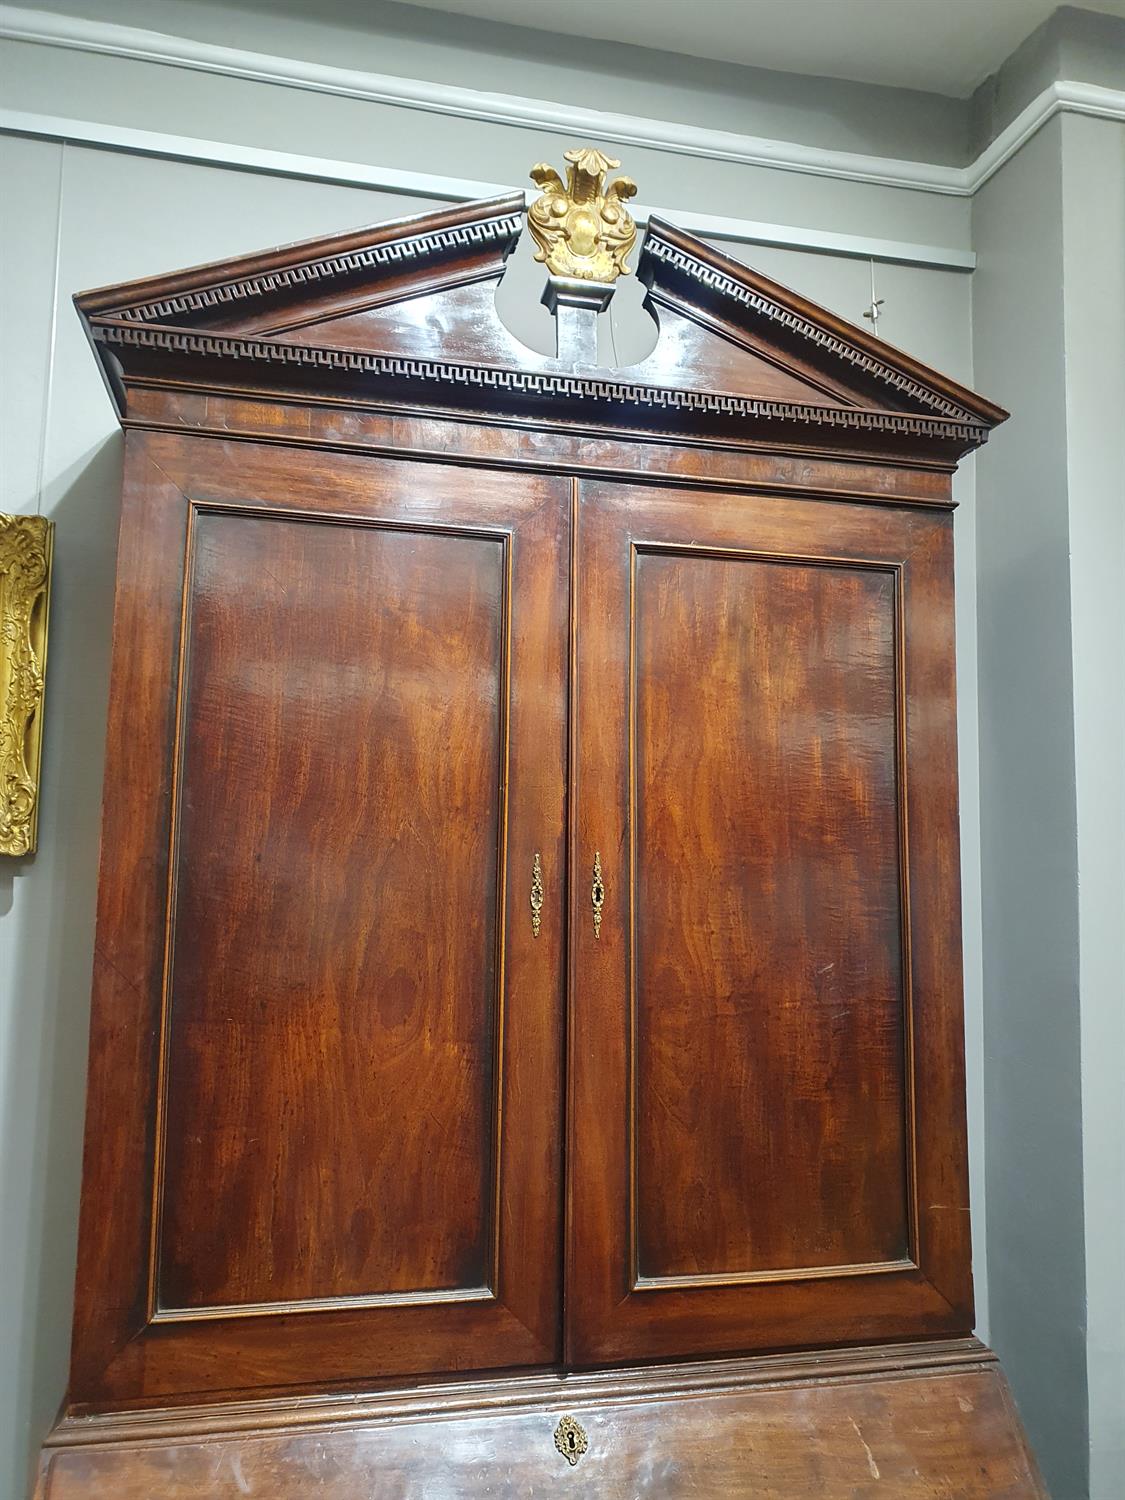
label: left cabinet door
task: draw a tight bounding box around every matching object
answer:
[71,434,570,1406]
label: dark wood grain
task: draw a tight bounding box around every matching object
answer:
[567,480,972,1365]
[37,1343,1046,1499]
[272,279,555,371]
[124,385,964,507]
[75,198,1006,466]
[68,434,569,1401]
[73,194,525,335]
[632,549,908,1281]
[161,511,506,1311]
[621,300,853,406]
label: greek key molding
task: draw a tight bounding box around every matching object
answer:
[91,321,986,445]
[111,213,523,325]
[645,235,977,422]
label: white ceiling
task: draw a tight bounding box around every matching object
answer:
[396,0,1125,98]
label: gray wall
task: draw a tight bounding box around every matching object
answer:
[971,7,1125,155]
[973,107,1125,1500]
[973,116,1088,1498]
[24,0,972,163]
[1061,114,1125,1500]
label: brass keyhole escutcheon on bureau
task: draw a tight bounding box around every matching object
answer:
[553,1414,588,1466]
[591,851,605,938]
[530,852,544,938]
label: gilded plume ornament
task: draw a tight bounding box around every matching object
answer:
[0,514,53,856]
[528,147,638,282]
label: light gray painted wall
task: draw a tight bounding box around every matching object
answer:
[27,0,1124,173]
[972,114,1086,1488]
[23,0,972,163]
[973,105,1125,1499]
[1061,113,1125,1500]
[0,33,974,254]
[972,115,1088,1498]
[970,6,1125,156]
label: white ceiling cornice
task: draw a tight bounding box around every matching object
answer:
[0,106,977,270]
[0,5,961,192]
[389,0,1125,99]
[1,4,1123,263]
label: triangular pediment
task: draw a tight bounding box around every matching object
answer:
[76,195,526,335]
[76,191,1005,459]
[635,219,1003,427]
[265,280,855,414]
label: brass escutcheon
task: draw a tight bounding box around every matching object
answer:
[530,852,544,938]
[554,1414,588,1467]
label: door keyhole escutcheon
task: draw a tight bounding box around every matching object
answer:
[591,852,605,939]
[530,852,544,938]
[554,1414,588,1466]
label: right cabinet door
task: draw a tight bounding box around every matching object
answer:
[567,478,973,1365]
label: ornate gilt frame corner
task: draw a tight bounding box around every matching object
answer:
[0,514,54,857]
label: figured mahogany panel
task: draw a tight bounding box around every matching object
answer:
[270,280,549,371]
[568,479,972,1366]
[159,512,506,1312]
[632,549,908,1283]
[620,302,853,407]
[38,1345,1046,1500]
[69,433,569,1403]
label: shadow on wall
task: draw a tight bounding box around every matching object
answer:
[1,433,122,1500]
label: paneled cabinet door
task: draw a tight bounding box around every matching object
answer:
[567,479,973,1365]
[71,436,569,1404]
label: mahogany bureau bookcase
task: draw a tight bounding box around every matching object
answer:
[37,152,1044,1496]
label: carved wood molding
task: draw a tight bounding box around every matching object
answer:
[110,213,524,325]
[91,322,988,446]
[643,234,978,423]
[0,513,53,857]
[52,1337,994,1443]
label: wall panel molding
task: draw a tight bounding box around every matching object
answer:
[1,5,1124,208]
[0,6,964,193]
[0,107,974,270]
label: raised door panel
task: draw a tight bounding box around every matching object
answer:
[71,435,569,1404]
[633,550,908,1282]
[161,514,505,1313]
[568,479,972,1365]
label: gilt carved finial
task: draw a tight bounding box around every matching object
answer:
[527,147,638,282]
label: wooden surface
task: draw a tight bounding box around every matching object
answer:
[69,434,569,1401]
[568,480,972,1365]
[75,197,1006,465]
[631,548,906,1278]
[37,1342,1046,1498]
[51,189,1033,1497]
[163,511,507,1309]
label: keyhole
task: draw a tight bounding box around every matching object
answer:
[554,1415,588,1466]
